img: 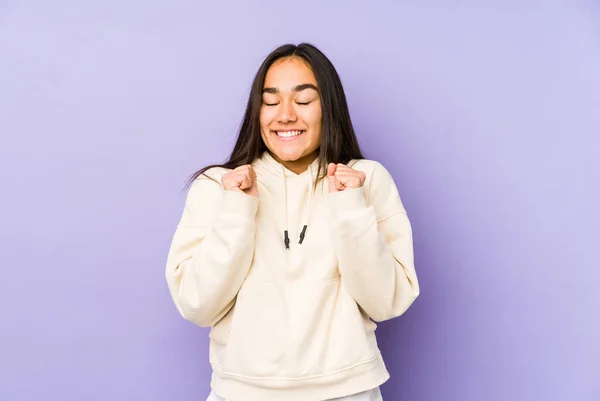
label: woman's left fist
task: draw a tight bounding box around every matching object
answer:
[327,163,366,193]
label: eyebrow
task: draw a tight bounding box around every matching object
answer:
[262,83,319,94]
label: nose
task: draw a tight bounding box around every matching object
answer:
[277,100,297,123]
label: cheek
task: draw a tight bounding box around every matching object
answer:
[304,111,322,145]
[302,105,322,128]
[259,110,267,127]
[309,110,322,137]
[259,107,274,127]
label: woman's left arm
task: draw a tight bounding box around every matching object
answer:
[328,161,420,322]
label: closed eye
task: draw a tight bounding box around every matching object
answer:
[263,102,310,106]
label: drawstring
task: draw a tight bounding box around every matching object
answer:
[298,167,312,244]
[282,167,290,249]
[281,165,313,250]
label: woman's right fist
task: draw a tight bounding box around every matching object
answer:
[221,165,258,198]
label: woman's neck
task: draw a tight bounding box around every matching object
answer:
[272,151,318,175]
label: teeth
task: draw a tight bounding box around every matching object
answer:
[276,130,303,137]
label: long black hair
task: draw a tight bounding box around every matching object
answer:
[185,43,364,189]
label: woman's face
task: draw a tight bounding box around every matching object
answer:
[259,57,322,174]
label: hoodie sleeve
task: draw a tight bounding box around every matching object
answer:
[328,161,419,322]
[165,172,259,327]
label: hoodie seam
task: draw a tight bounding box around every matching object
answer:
[215,353,381,381]
[244,275,341,284]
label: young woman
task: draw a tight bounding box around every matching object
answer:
[165,43,419,401]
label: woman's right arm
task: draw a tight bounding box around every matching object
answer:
[165,171,259,327]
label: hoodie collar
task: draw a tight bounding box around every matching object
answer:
[256,151,321,180]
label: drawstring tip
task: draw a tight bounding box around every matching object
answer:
[298,225,308,244]
[284,230,290,250]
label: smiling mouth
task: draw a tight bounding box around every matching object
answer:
[273,130,306,138]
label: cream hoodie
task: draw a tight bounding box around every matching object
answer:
[165,151,419,401]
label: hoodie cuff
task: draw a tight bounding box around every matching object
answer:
[221,190,259,218]
[328,187,367,211]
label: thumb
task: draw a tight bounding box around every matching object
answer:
[327,163,337,177]
[327,163,337,192]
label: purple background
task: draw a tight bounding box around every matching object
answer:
[1,1,599,401]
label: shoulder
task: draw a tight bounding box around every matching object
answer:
[347,159,395,186]
[348,158,385,172]
[198,166,231,184]
[348,159,406,216]
[188,166,232,191]
[186,166,231,205]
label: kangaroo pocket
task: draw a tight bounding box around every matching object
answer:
[220,277,377,379]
